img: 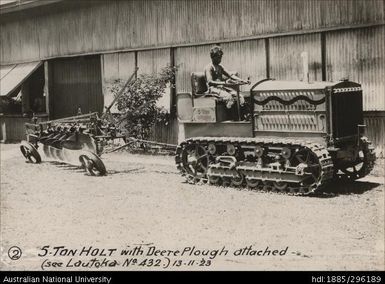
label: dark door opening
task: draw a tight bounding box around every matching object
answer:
[28,65,46,114]
[50,55,103,119]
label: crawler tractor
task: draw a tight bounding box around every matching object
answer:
[175,75,376,195]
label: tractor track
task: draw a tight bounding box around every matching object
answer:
[175,137,335,195]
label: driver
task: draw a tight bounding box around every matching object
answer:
[204,45,249,109]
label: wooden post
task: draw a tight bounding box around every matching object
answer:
[134,51,138,79]
[44,61,50,118]
[0,120,7,143]
[265,38,270,79]
[170,47,177,116]
[321,32,327,81]
[236,89,241,121]
[301,51,309,82]
[21,81,30,115]
[100,55,106,113]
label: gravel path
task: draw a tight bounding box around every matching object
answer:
[0,143,384,271]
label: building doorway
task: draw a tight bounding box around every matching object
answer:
[49,55,103,119]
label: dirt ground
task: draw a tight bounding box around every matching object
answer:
[0,143,384,271]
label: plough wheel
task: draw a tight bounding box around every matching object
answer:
[79,152,106,176]
[20,141,41,164]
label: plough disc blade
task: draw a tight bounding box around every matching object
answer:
[61,133,97,153]
[35,145,106,176]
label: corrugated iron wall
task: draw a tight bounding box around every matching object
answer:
[0,116,30,142]
[175,40,266,94]
[102,25,384,148]
[364,112,385,157]
[269,33,322,81]
[2,0,383,148]
[136,49,178,144]
[103,52,136,82]
[137,48,172,111]
[102,52,136,112]
[219,40,267,92]
[325,25,385,111]
[137,49,170,75]
[324,25,385,156]
[102,48,178,144]
[1,0,384,64]
[175,45,215,94]
[149,118,179,145]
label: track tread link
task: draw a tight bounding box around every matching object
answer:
[359,137,376,177]
[175,137,335,195]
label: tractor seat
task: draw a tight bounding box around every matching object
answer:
[191,72,209,98]
[191,71,240,98]
[190,71,236,122]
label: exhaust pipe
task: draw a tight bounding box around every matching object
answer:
[301,51,309,83]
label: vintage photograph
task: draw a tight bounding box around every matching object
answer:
[0,0,384,273]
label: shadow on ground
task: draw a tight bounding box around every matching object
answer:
[310,180,383,198]
[29,161,384,198]
[49,161,146,176]
[49,161,87,173]
[107,167,146,175]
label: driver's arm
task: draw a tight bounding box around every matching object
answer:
[222,66,248,84]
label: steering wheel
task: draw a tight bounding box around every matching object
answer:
[225,78,251,86]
